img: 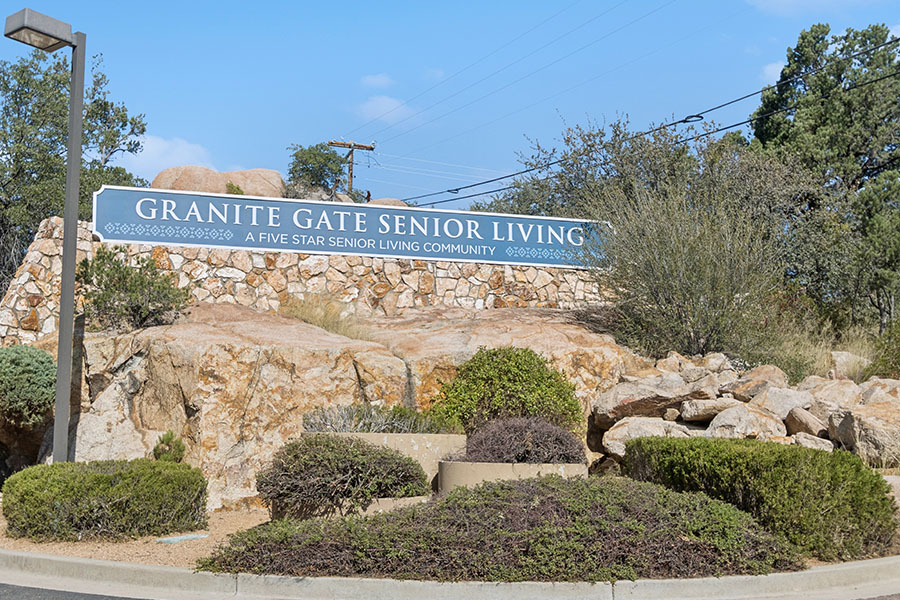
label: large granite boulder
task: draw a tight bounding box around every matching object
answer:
[705,404,787,439]
[151,166,285,198]
[363,307,646,414]
[828,401,900,467]
[38,304,643,509]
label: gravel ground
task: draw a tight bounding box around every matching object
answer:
[0,508,268,568]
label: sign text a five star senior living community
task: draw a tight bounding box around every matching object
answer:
[93,186,590,269]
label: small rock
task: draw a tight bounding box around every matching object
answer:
[680,366,710,383]
[859,378,900,405]
[749,387,813,420]
[792,432,834,452]
[696,352,731,372]
[784,407,827,438]
[601,417,691,460]
[663,408,680,421]
[680,398,742,422]
[655,351,694,373]
[592,372,690,429]
[724,365,789,402]
[705,404,787,439]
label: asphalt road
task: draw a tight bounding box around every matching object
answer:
[0,583,147,599]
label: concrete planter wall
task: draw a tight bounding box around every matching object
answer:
[309,432,466,491]
[438,460,588,494]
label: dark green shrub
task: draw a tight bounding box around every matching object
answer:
[1,459,207,540]
[302,403,461,434]
[153,430,186,462]
[256,434,429,519]
[0,345,56,429]
[461,417,586,464]
[430,346,582,434]
[200,475,799,581]
[622,437,898,560]
[865,318,900,379]
[76,245,192,331]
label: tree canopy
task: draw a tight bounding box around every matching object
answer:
[0,50,147,294]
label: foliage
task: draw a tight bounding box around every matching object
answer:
[570,123,810,358]
[0,50,147,294]
[1,459,207,541]
[460,417,585,464]
[153,430,186,462]
[76,245,191,331]
[623,437,898,560]
[0,345,56,430]
[750,23,900,331]
[865,318,900,379]
[302,403,461,434]
[286,142,346,194]
[225,181,244,195]
[199,475,799,581]
[256,435,429,520]
[278,294,370,340]
[429,346,582,434]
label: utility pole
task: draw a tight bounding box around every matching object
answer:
[327,140,374,192]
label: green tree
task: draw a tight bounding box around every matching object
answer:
[0,51,147,294]
[751,23,900,193]
[285,142,346,196]
[750,23,900,329]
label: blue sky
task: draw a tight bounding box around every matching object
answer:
[1,0,898,209]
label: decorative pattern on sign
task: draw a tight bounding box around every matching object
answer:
[104,222,234,241]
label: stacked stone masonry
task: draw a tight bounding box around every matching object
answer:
[0,217,601,345]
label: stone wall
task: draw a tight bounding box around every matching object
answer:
[0,217,602,345]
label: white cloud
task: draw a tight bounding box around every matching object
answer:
[746,0,876,16]
[116,135,216,181]
[355,95,418,125]
[360,73,394,88]
[761,62,784,84]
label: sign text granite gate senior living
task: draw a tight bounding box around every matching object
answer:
[93,186,590,269]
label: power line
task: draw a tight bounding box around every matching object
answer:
[378,0,677,145]
[371,151,508,175]
[343,1,582,138]
[403,36,900,204]
[363,0,631,140]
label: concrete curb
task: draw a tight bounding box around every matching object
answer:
[0,548,899,599]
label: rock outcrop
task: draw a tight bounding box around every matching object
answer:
[32,303,645,509]
[151,166,285,198]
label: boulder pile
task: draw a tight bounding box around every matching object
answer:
[592,351,900,467]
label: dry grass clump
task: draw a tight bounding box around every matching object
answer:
[278,295,370,340]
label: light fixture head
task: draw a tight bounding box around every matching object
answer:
[5,8,73,52]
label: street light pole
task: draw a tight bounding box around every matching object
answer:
[5,9,85,463]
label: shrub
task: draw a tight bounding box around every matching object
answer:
[256,435,429,519]
[76,245,192,331]
[225,181,244,195]
[1,459,207,540]
[199,475,799,581]
[429,347,582,434]
[302,404,461,434]
[622,437,898,560]
[153,430,186,462]
[865,318,900,379]
[278,294,370,340]
[460,417,585,464]
[0,345,56,429]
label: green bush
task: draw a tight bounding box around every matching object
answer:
[302,404,461,434]
[76,245,192,331]
[225,181,244,195]
[1,459,207,540]
[0,345,56,429]
[622,437,898,560]
[153,430,186,462]
[430,347,582,434]
[256,435,429,519]
[865,318,900,379]
[199,475,799,581]
[461,417,586,464]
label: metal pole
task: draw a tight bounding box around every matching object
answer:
[52,31,85,463]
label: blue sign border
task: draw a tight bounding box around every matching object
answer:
[92,186,591,269]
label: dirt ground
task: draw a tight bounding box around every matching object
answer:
[0,508,269,568]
